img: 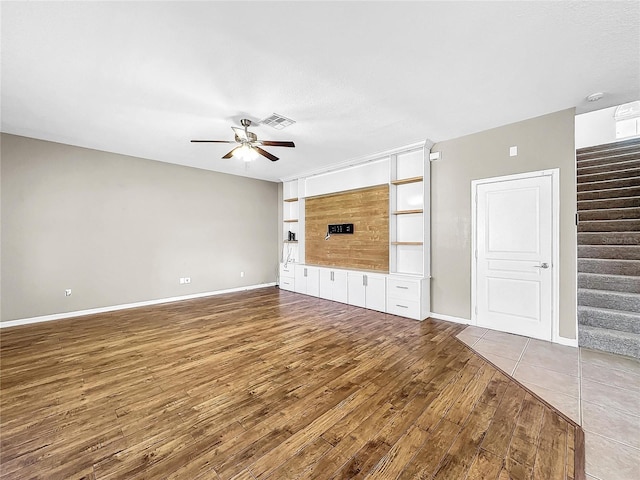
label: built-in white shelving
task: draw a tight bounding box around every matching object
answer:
[282,179,305,266]
[389,147,429,277]
[279,141,431,320]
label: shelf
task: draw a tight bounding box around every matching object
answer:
[393,209,423,215]
[391,176,423,185]
[284,197,299,202]
[391,241,423,245]
[283,240,299,244]
[283,219,298,223]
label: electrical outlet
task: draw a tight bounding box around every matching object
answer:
[240,271,244,278]
[184,277,191,284]
[65,289,72,297]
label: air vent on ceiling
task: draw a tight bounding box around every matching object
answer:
[260,113,296,130]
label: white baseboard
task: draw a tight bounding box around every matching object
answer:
[0,283,277,329]
[553,335,579,348]
[429,312,471,325]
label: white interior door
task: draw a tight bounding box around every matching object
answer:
[475,173,553,340]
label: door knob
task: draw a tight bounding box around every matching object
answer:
[533,263,549,269]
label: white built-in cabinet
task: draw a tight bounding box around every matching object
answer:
[294,265,319,296]
[279,142,432,321]
[386,276,429,320]
[279,263,295,292]
[347,272,386,312]
[319,268,348,304]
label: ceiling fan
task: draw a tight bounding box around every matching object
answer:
[191,119,295,162]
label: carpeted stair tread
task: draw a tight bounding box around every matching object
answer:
[578,207,640,221]
[578,245,640,260]
[578,167,640,183]
[578,273,640,293]
[578,325,640,359]
[578,306,640,334]
[577,288,640,313]
[578,258,640,276]
[578,219,640,232]
[578,232,640,245]
[577,136,640,156]
[577,159,640,175]
[578,197,640,211]
[577,153,640,168]
[578,185,640,201]
[577,176,640,192]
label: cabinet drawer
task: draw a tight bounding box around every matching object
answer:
[387,297,420,319]
[387,278,420,300]
[279,277,295,291]
[280,263,294,277]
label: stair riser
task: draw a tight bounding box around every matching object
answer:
[578,232,640,245]
[578,274,640,293]
[577,151,640,168]
[577,177,640,192]
[578,307,640,334]
[578,168,640,184]
[578,208,640,221]
[578,259,640,276]
[578,220,640,232]
[579,329,640,359]
[578,246,640,260]
[578,160,640,176]
[578,186,640,201]
[578,290,640,313]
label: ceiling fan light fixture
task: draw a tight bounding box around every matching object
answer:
[233,144,258,162]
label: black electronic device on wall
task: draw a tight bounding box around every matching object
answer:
[328,224,354,234]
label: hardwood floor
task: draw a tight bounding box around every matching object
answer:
[0,287,584,479]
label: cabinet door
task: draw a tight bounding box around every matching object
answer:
[332,270,349,304]
[365,275,387,312]
[306,267,320,297]
[294,265,307,294]
[347,273,366,308]
[318,268,333,300]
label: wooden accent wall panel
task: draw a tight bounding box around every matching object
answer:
[305,184,389,272]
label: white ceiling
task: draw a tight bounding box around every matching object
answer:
[2,1,639,182]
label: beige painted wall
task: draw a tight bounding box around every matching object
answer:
[431,108,577,339]
[1,134,279,322]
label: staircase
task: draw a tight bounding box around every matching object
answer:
[577,137,640,359]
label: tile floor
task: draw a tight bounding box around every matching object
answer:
[456,326,640,480]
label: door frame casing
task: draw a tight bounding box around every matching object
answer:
[471,169,561,343]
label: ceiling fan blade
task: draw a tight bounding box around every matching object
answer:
[259,140,295,148]
[232,126,248,141]
[254,146,279,162]
[222,147,241,159]
[191,140,236,143]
